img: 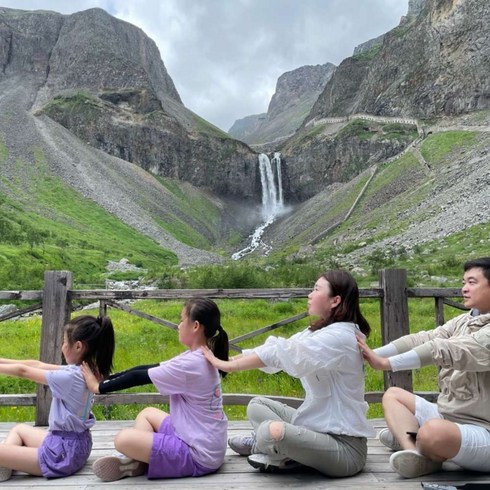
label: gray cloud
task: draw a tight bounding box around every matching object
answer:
[2,0,408,130]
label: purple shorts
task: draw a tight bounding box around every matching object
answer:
[147,417,214,479]
[38,430,92,478]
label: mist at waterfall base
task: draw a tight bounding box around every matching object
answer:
[232,153,287,260]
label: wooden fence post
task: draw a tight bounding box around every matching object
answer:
[379,269,413,393]
[36,271,72,426]
[99,300,107,318]
[435,297,445,326]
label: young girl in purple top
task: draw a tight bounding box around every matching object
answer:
[0,315,115,482]
[85,297,229,481]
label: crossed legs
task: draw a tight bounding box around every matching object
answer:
[247,396,367,477]
[383,387,461,461]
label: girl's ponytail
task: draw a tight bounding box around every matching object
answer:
[207,325,229,378]
[65,315,115,379]
[93,316,115,378]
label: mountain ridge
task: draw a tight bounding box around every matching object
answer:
[228,63,336,146]
[0,1,489,277]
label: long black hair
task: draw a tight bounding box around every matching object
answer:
[310,270,371,337]
[185,297,230,378]
[64,315,115,378]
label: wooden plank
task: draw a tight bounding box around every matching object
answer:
[0,291,43,300]
[93,393,304,408]
[230,311,309,344]
[435,297,445,326]
[0,419,486,489]
[106,300,178,330]
[0,285,465,301]
[36,271,72,426]
[443,298,468,311]
[0,302,42,322]
[0,394,36,406]
[69,287,384,300]
[70,288,313,300]
[407,288,462,298]
[379,269,412,392]
[0,391,440,407]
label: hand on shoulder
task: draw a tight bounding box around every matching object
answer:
[81,362,101,394]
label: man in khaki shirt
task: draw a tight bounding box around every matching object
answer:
[357,257,490,478]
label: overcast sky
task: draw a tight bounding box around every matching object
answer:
[2,0,409,131]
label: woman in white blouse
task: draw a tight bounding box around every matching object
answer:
[203,269,374,477]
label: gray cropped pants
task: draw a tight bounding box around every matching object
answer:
[247,396,367,477]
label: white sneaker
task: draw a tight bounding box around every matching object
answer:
[247,453,302,472]
[378,428,402,451]
[390,449,442,478]
[92,454,146,481]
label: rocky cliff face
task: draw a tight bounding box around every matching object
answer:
[0,7,180,104]
[408,0,427,16]
[229,63,336,145]
[42,90,259,199]
[277,0,489,201]
[307,0,490,121]
[279,119,418,201]
[0,7,260,202]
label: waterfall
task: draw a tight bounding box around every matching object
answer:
[271,152,284,207]
[232,152,284,260]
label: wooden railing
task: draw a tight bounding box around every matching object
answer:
[0,269,465,425]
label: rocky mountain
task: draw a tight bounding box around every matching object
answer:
[228,63,336,146]
[229,0,427,148]
[1,7,180,114]
[0,7,260,203]
[0,7,262,265]
[306,0,490,121]
[227,113,267,145]
[263,112,490,266]
[276,0,490,201]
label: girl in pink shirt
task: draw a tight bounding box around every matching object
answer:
[86,297,229,481]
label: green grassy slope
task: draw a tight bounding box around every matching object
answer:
[0,179,178,289]
[0,143,229,288]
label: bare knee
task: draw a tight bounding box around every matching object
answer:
[382,387,405,404]
[12,423,30,434]
[8,423,35,445]
[246,396,267,420]
[382,387,415,412]
[135,406,157,421]
[417,419,460,461]
[268,421,285,441]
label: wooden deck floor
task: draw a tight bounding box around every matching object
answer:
[0,419,488,489]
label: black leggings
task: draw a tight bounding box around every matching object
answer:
[99,364,158,394]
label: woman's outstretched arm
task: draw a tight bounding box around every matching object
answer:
[202,346,265,372]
